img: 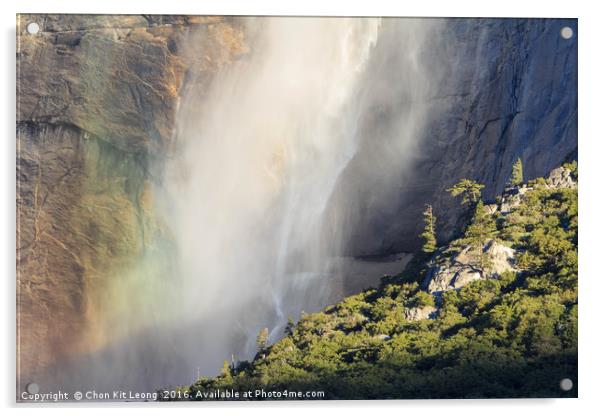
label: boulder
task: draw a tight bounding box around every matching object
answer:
[404,306,438,321]
[485,239,516,277]
[424,246,483,294]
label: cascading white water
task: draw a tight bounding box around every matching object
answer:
[50,17,444,393]
[153,17,444,378]
[159,17,381,368]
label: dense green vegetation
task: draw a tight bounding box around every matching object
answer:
[170,164,577,400]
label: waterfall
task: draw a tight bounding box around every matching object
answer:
[159,17,381,369]
[49,17,444,393]
[154,16,444,379]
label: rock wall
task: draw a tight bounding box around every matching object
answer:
[16,15,578,389]
[16,14,246,387]
[336,18,577,255]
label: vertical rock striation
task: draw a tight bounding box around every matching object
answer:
[16,14,246,390]
[336,18,577,254]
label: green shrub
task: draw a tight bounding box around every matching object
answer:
[407,291,435,308]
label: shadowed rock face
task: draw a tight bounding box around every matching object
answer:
[335,18,577,255]
[16,14,247,389]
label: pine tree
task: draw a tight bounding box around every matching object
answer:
[447,179,485,207]
[463,200,497,274]
[420,204,437,254]
[510,158,524,186]
[220,360,233,383]
[284,317,295,336]
[256,327,269,353]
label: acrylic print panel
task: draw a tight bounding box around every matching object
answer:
[16,14,577,402]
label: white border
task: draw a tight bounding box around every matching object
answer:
[3,0,583,17]
[2,1,601,415]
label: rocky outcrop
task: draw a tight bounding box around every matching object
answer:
[420,164,576,295]
[498,165,575,213]
[486,240,518,276]
[546,166,577,189]
[423,240,516,294]
[16,14,246,387]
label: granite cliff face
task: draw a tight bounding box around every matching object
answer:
[17,14,246,388]
[16,16,577,393]
[334,18,577,254]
